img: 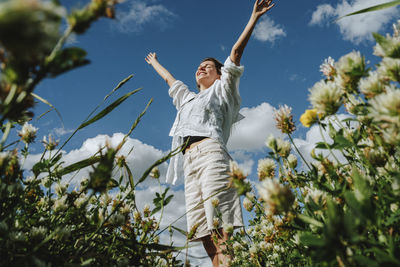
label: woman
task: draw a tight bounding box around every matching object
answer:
[145,1,275,265]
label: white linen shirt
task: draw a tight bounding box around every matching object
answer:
[166,57,244,184]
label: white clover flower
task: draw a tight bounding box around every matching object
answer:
[232,241,242,251]
[276,138,291,158]
[249,244,258,255]
[74,195,87,208]
[257,158,276,180]
[211,197,220,208]
[100,193,111,207]
[246,192,255,202]
[222,223,234,234]
[243,197,253,212]
[133,211,141,222]
[18,122,38,144]
[53,195,68,212]
[212,217,220,228]
[320,56,336,78]
[309,80,342,117]
[257,179,294,215]
[143,204,151,217]
[42,134,59,151]
[110,213,126,226]
[377,57,400,82]
[54,183,68,197]
[305,186,326,205]
[120,204,131,215]
[359,71,387,98]
[149,166,160,179]
[287,154,298,169]
[373,33,400,58]
[274,104,296,134]
[54,226,71,241]
[10,231,26,242]
[265,134,277,150]
[369,85,400,144]
[336,51,364,78]
[390,203,399,212]
[30,226,47,239]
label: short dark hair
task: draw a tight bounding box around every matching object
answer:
[196,58,223,90]
[201,57,223,75]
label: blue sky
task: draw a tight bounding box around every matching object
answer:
[20,0,400,265]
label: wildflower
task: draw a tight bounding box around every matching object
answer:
[74,195,87,208]
[54,183,68,197]
[299,108,318,127]
[246,192,255,202]
[265,134,277,150]
[232,241,242,251]
[153,236,160,244]
[276,138,291,158]
[228,161,247,180]
[369,85,400,144]
[320,56,336,79]
[373,32,400,58]
[377,57,400,82]
[243,197,253,212]
[359,71,387,98]
[133,211,141,223]
[257,158,276,180]
[109,213,126,226]
[54,227,71,241]
[42,134,59,151]
[222,223,234,234]
[213,217,220,228]
[305,186,326,205]
[336,51,366,93]
[18,122,38,144]
[188,222,200,239]
[143,204,151,217]
[211,197,219,208]
[390,203,399,212]
[120,204,131,215]
[287,154,297,169]
[53,195,68,212]
[257,179,294,215]
[309,80,342,117]
[149,166,160,179]
[274,104,296,134]
[249,244,258,256]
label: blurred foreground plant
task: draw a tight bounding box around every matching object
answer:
[223,21,400,267]
[0,0,189,266]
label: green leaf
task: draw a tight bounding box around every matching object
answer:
[298,214,324,228]
[78,88,141,130]
[56,156,101,177]
[299,232,326,247]
[331,134,353,149]
[171,225,187,236]
[353,255,379,267]
[337,0,400,20]
[46,47,90,77]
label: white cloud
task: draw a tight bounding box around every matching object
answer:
[253,16,286,43]
[52,126,74,136]
[24,133,169,188]
[228,102,283,152]
[309,0,399,44]
[115,0,177,33]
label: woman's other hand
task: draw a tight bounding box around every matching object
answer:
[252,0,275,19]
[145,52,158,65]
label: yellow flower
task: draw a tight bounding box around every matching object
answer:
[299,109,318,128]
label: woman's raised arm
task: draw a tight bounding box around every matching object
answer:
[230,0,275,66]
[145,52,177,87]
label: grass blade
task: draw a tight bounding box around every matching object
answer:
[32,92,64,125]
[56,155,101,177]
[77,88,141,130]
[337,0,400,20]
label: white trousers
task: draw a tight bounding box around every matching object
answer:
[183,138,243,242]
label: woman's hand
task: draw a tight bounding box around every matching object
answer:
[252,0,275,19]
[145,52,158,65]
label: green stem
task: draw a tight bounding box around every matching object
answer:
[288,134,312,171]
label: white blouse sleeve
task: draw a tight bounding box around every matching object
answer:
[168,80,196,110]
[220,57,244,96]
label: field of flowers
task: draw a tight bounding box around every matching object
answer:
[1,0,400,266]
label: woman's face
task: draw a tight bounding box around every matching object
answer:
[195,60,221,90]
